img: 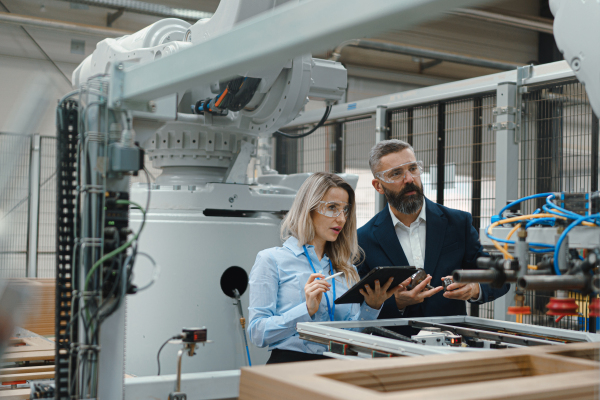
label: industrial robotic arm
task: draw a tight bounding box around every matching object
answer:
[73,0,346,186]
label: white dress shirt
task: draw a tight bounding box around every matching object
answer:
[388,203,482,302]
[389,203,427,269]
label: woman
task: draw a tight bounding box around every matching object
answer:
[247,172,403,364]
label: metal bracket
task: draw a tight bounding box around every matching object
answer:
[107,8,125,27]
[514,64,533,144]
[224,141,255,184]
[492,121,516,131]
[493,106,517,116]
[108,63,151,112]
[419,59,443,72]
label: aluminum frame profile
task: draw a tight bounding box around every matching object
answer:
[296,316,600,357]
[287,60,575,127]
[349,40,523,71]
[110,0,500,107]
[64,0,212,22]
[449,8,554,34]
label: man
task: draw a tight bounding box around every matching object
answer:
[357,139,509,330]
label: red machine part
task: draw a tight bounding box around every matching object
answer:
[546,297,579,323]
[589,298,600,317]
[507,306,531,315]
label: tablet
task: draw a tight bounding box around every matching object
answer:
[334,266,417,304]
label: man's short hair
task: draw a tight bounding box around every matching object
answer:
[369,139,415,175]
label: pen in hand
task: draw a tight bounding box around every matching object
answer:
[323,271,344,281]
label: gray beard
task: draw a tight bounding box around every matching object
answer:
[383,186,424,215]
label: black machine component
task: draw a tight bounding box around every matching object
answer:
[101,192,136,298]
[192,77,262,115]
[363,326,418,343]
[453,255,518,289]
[30,381,55,399]
[55,99,79,400]
[518,250,599,295]
[406,269,434,290]
[551,192,600,216]
[466,338,484,348]
[442,277,453,291]
[182,328,208,343]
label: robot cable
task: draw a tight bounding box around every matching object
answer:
[274,105,332,139]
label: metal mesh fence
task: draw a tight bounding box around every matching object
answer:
[0,133,31,278]
[389,104,439,201]
[37,137,58,278]
[343,117,376,228]
[389,97,497,319]
[518,79,600,331]
[274,126,340,175]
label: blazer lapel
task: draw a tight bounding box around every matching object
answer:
[373,208,410,267]
[424,198,447,276]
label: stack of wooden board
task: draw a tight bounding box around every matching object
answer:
[0,336,55,399]
[239,342,600,400]
[8,279,55,337]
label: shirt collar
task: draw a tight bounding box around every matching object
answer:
[283,236,330,261]
[388,201,427,229]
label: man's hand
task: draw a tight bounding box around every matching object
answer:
[442,276,480,301]
[394,275,443,310]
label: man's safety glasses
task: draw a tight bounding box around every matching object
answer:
[375,161,424,184]
[315,201,351,218]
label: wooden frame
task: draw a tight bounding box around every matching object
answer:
[240,343,600,400]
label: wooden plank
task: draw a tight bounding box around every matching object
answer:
[0,366,53,375]
[1,350,54,363]
[0,389,29,399]
[0,371,54,383]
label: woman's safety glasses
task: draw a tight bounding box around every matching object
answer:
[375,160,424,184]
[315,201,351,218]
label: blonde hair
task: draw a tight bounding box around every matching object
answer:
[281,172,361,284]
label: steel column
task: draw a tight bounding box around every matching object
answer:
[494,82,519,321]
[27,134,41,278]
[592,113,599,192]
[471,97,483,232]
[407,108,414,146]
[591,113,599,333]
[436,102,446,205]
[375,105,388,213]
[333,123,344,173]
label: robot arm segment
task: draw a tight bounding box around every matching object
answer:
[550,0,600,117]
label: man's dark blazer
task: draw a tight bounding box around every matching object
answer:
[357,197,510,326]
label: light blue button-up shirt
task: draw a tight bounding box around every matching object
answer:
[247,236,381,354]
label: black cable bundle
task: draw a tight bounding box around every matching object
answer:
[215,77,262,111]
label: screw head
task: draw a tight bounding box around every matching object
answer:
[117,63,124,71]
[571,57,581,71]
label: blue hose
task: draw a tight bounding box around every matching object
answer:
[497,193,555,220]
[245,345,252,367]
